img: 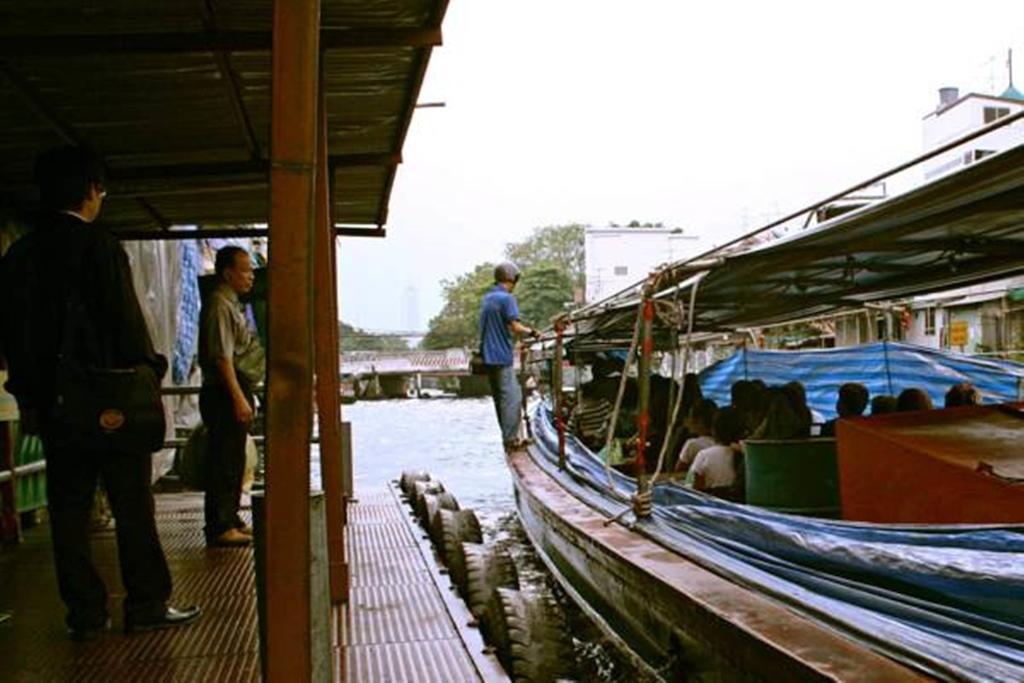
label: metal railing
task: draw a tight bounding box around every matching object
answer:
[0,459,45,484]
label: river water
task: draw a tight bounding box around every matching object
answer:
[345,397,646,682]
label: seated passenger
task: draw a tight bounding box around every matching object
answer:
[691,406,745,502]
[674,398,718,474]
[944,382,981,408]
[663,372,705,463]
[821,382,869,437]
[731,379,769,434]
[571,384,613,451]
[751,386,811,439]
[871,395,898,415]
[897,387,933,412]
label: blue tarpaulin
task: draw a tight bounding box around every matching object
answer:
[699,342,1024,420]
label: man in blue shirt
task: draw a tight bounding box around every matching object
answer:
[479,262,538,450]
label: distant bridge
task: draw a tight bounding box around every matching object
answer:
[340,349,471,377]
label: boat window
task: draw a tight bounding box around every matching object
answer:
[614,265,628,276]
[924,307,936,336]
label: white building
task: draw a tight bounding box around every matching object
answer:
[922,85,1024,181]
[584,226,701,303]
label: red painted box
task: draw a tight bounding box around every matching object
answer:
[836,403,1024,523]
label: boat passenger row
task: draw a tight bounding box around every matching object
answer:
[568,361,988,505]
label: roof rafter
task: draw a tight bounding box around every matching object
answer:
[0,28,443,56]
[0,60,167,229]
[199,0,261,160]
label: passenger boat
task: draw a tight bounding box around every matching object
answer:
[507,134,1024,680]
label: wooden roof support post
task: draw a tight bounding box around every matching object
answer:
[265,0,320,680]
[313,80,348,606]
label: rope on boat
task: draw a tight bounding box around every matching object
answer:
[600,289,645,498]
[648,273,704,487]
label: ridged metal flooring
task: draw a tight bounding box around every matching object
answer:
[0,487,499,681]
[0,493,260,682]
[342,487,500,682]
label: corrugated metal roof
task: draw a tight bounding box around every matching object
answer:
[0,0,447,230]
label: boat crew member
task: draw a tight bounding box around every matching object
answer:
[478,261,538,451]
[198,246,265,547]
[0,146,200,638]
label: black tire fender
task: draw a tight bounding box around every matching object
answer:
[398,470,430,497]
[485,587,574,682]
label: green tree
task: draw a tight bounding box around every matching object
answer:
[421,263,495,349]
[338,321,409,351]
[504,223,585,290]
[516,263,574,329]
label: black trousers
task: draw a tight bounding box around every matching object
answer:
[41,435,172,629]
[199,381,251,539]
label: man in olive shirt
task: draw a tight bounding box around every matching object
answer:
[198,246,265,547]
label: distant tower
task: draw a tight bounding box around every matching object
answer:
[401,284,420,331]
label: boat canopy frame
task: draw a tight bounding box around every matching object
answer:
[564,109,1024,345]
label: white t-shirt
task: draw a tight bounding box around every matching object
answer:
[676,435,715,472]
[691,444,737,489]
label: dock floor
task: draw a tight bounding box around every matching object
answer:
[343,484,503,682]
[0,486,500,681]
[0,493,260,681]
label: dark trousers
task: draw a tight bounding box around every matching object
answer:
[200,382,251,539]
[42,436,172,629]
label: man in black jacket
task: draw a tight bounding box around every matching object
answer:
[0,146,200,639]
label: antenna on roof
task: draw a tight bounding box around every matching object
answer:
[1001,48,1024,101]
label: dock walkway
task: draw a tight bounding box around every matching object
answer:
[0,485,500,681]
[343,484,504,682]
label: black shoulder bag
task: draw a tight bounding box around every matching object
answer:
[50,290,166,455]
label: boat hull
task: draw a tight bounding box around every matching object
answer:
[507,447,923,681]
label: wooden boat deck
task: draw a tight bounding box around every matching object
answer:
[0,486,501,681]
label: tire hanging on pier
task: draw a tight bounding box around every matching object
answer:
[410,479,444,514]
[434,510,484,587]
[486,587,574,683]
[399,470,430,497]
[463,543,519,639]
[421,492,460,539]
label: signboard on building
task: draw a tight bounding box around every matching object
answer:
[949,320,969,347]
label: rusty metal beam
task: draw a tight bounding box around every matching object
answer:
[0,61,86,146]
[199,0,261,160]
[0,28,442,56]
[0,60,173,225]
[108,225,384,240]
[264,0,320,678]
[0,420,18,544]
[134,197,171,230]
[313,81,347,605]
[104,153,400,183]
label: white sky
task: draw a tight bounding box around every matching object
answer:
[338,1,1024,332]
